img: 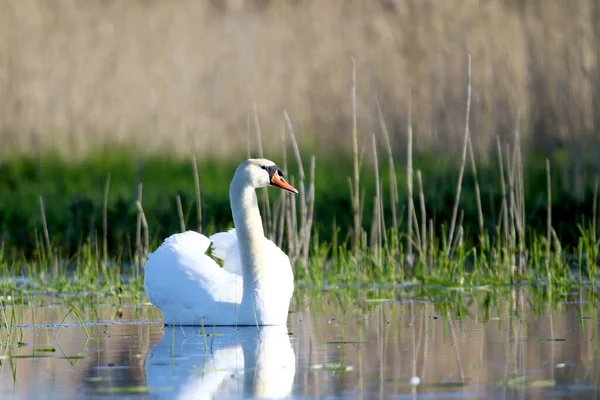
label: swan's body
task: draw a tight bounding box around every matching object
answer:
[144,159,297,326]
[143,229,293,325]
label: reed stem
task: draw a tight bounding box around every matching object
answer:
[103,173,111,265]
[39,196,51,260]
[546,159,552,272]
[447,54,472,256]
[176,194,186,233]
[417,170,427,258]
[496,137,509,253]
[376,98,398,249]
[467,135,484,236]
[192,155,203,233]
[351,58,361,250]
[407,98,414,265]
[135,200,149,264]
[593,175,598,242]
[254,103,272,238]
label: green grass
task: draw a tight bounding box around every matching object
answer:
[0,138,598,301]
[0,148,596,253]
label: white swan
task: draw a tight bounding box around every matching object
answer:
[143,158,298,326]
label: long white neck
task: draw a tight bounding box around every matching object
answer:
[229,176,267,308]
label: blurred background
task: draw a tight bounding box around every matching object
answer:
[1,0,598,157]
[0,0,599,256]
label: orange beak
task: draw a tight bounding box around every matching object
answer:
[271,173,298,194]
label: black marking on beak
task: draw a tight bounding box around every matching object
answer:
[264,165,279,180]
[264,164,298,194]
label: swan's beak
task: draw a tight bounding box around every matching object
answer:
[271,173,298,194]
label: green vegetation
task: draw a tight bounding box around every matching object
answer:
[0,139,598,302]
[0,67,599,302]
[0,151,595,251]
[1,0,599,303]
[1,144,597,257]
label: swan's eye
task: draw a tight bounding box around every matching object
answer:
[260,165,267,170]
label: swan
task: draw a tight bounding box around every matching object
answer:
[143,158,298,326]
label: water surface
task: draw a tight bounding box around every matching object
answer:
[0,287,598,399]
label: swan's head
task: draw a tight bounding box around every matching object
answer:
[235,158,298,194]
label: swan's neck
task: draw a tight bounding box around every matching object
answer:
[230,179,266,301]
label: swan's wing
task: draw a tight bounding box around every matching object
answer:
[210,229,237,261]
[144,231,241,314]
[210,229,243,276]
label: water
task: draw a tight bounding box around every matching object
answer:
[0,287,599,399]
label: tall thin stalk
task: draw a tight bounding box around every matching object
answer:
[376,98,398,249]
[246,113,252,159]
[447,54,472,256]
[283,110,314,273]
[411,198,422,253]
[370,195,379,265]
[288,176,298,259]
[276,192,286,249]
[284,111,303,258]
[417,170,427,259]
[428,219,434,274]
[593,176,598,242]
[135,200,149,265]
[372,134,384,264]
[304,156,316,268]
[103,173,111,265]
[176,194,186,232]
[277,127,288,249]
[253,102,264,158]
[192,155,203,233]
[546,159,552,275]
[506,144,517,269]
[510,115,526,274]
[135,182,143,273]
[496,137,509,252]
[467,135,484,236]
[254,103,272,238]
[39,196,51,260]
[350,58,361,250]
[407,98,414,265]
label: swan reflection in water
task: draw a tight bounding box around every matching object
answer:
[145,325,296,399]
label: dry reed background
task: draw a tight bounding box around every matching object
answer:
[0,0,598,160]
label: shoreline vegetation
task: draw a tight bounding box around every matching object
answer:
[1,77,599,302]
